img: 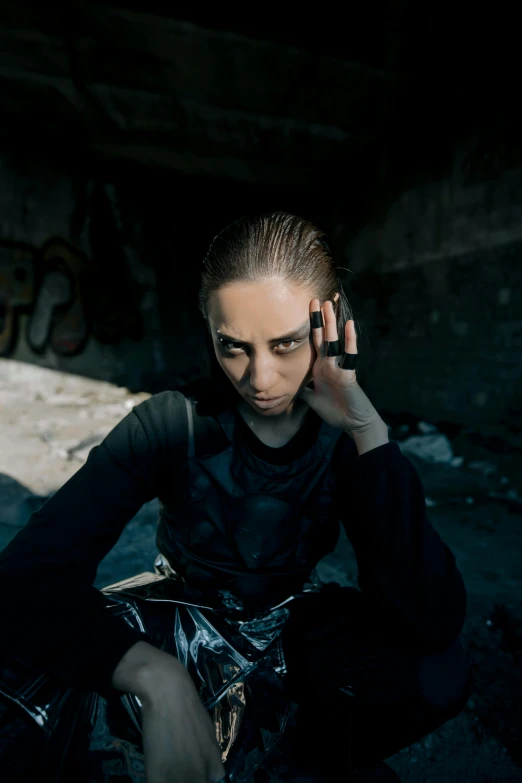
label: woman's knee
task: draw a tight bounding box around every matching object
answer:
[415,635,472,715]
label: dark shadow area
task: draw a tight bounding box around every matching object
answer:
[0,473,160,588]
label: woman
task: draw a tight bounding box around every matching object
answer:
[0,212,471,782]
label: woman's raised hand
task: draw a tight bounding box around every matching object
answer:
[299,298,383,435]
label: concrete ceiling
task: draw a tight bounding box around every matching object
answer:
[0,2,517,189]
[0,1,414,187]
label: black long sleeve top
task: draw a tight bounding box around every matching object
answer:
[0,390,467,698]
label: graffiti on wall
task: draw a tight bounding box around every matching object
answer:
[0,236,144,358]
[28,237,89,356]
[0,242,35,356]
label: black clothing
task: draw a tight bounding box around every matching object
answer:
[280,584,471,770]
[0,583,471,779]
[0,389,467,706]
[233,403,323,465]
[155,393,346,613]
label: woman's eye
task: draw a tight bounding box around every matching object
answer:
[220,341,243,354]
[219,339,301,354]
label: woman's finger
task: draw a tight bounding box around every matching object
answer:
[323,299,339,359]
[344,318,358,355]
[340,318,358,381]
[309,298,325,356]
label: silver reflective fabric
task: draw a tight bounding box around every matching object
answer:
[0,569,302,782]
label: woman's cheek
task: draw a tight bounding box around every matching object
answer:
[220,356,244,385]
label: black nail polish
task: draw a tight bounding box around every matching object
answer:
[311,310,323,329]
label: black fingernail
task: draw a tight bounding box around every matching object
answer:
[311,310,323,329]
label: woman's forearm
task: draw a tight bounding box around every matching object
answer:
[341,442,467,648]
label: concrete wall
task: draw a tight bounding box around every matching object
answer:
[0,150,174,391]
[345,145,522,436]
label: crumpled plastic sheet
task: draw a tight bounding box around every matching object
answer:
[0,568,301,782]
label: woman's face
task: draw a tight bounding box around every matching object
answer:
[207,279,322,419]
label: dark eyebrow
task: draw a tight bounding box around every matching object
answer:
[216,320,311,345]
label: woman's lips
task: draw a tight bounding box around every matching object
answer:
[249,395,285,409]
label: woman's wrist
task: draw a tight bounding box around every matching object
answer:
[348,417,389,455]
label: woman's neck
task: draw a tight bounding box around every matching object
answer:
[235,396,311,437]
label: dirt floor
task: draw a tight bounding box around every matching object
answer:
[1,359,521,782]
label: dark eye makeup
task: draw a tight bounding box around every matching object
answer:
[215,321,311,353]
[218,337,306,355]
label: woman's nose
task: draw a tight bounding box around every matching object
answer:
[248,355,278,392]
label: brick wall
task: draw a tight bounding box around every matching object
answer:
[345,153,522,434]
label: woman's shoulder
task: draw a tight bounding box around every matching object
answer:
[130,381,232,460]
[129,389,190,459]
[132,388,187,423]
